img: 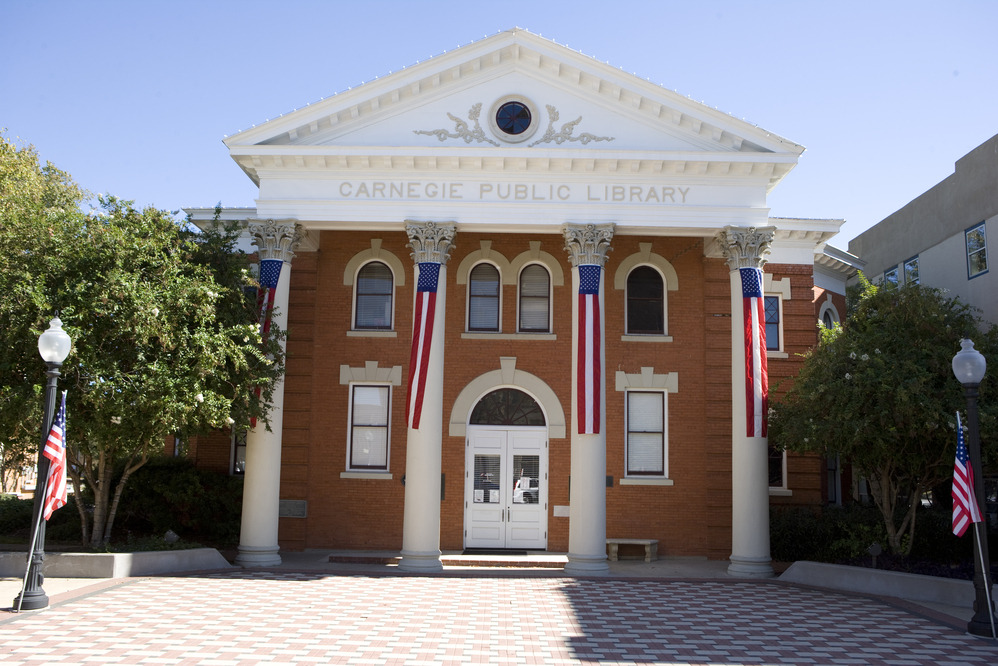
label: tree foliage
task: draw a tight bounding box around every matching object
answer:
[769,275,998,555]
[0,133,283,546]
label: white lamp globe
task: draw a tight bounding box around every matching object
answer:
[38,317,72,364]
[952,338,987,386]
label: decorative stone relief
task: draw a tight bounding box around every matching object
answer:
[529,105,614,147]
[717,226,776,270]
[414,103,499,146]
[563,223,615,267]
[406,221,457,265]
[249,220,303,263]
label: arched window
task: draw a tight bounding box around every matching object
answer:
[626,266,664,334]
[470,389,546,426]
[518,264,550,332]
[355,261,393,330]
[822,310,835,328]
[468,263,500,332]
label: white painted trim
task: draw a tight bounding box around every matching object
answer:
[620,478,674,486]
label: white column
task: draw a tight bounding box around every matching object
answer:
[236,220,302,567]
[719,226,776,578]
[563,223,614,575]
[399,221,456,572]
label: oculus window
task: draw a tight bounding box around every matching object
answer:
[355,261,393,330]
[966,222,988,278]
[349,385,390,470]
[626,391,666,476]
[626,266,665,335]
[518,264,551,332]
[468,263,500,332]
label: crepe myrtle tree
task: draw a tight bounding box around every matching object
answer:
[768,275,998,555]
[0,134,284,546]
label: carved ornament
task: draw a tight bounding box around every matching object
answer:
[529,105,614,147]
[249,220,303,263]
[414,103,499,146]
[718,226,776,270]
[406,221,457,265]
[563,223,615,267]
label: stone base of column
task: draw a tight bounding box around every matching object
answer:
[235,544,282,568]
[398,548,443,572]
[565,552,610,575]
[727,555,774,578]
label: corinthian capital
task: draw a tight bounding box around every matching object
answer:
[249,220,303,263]
[563,223,615,267]
[718,226,776,270]
[406,221,457,264]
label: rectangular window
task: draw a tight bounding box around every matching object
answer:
[764,296,780,352]
[903,256,919,285]
[349,385,390,470]
[231,430,247,475]
[768,446,786,489]
[626,391,666,476]
[966,222,988,279]
[883,267,899,287]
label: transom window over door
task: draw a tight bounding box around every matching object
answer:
[519,264,550,332]
[468,263,500,331]
[355,261,393,330]
[626,266,664,334]
[470,389,546,426]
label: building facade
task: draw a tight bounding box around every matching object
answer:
[849,133,997,324]
[188,29,844,575]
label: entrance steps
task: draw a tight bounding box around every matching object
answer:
[327,550,567,569]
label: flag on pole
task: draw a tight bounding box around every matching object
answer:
[251,259,283,428]
[740,267,768,438]
[577,264,602,434]
[42,391,67,520]
[407,262,440,429]
[952,411,982,537]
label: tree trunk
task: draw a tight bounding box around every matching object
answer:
[102,452,148,544]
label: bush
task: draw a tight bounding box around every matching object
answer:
[0,494,33,539]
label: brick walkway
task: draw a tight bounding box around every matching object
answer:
[2,570,996,664]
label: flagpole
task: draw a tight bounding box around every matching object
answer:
[972,528,997,639]
[15,463,53,614]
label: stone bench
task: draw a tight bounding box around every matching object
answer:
[606,538,658,562]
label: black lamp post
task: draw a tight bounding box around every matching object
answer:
[14,316,72,612]
[951,338,997,638]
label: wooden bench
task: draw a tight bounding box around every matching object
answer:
[606,538,658,562]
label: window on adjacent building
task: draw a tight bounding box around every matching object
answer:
[468,263,500,332]
[626,391,666,476]
[355,261,393,330]
[231,430,247,475]
[769,446,786,489]
[764,296,781,351]
[966,222,988,279]
[884,267,899,287]
[903,256,919,285]
[626,266,664,335]
[348,385,390,470]
[518,264,550,332]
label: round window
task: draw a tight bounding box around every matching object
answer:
[495,102,531,136]
[488,96,539,143]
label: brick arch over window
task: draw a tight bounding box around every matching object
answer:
[449,357,566,439]
[343,239,406,287]
[613,243,679,292]
[509,241,565,287]
[455,240,513,285]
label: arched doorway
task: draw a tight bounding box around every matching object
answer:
[464,388,548,550]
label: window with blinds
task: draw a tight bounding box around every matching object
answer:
[349,385,390,470]
[468,263,500,331]
[355,261,393,330]
[626,391,665,476]
[626,266,664,334]
[518,264,550,332]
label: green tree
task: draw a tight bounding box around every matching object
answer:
[769,275,998,555]
[0,134,283,546]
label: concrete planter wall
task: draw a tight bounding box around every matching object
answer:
[0,548,232,579]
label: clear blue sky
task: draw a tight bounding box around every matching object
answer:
[4,0,996,247]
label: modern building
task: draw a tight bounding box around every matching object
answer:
[186,29,848,576]
[849,133,997,324]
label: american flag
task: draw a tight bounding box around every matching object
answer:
[251,259,283,428]
[407,262,440,429]
[740,267,768,438]
[952,411,982,537]
[577,264,602,434]
[42,391,67,520]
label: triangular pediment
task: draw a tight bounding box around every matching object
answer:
[225,29,802,189]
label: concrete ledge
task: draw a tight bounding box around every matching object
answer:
[0,548,233,579]
[780,560,997,608]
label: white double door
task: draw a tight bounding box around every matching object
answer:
[464,426,547,550]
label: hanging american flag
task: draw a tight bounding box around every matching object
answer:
[741,267,768,438]
[577,264,602,434]
[250,259,283,428]
[407,262,440,429]
[42,391,67,520]
[952,411,982,537]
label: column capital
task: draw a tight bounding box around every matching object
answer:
[717,226,776,270]
[249,220,303,263]
[563,223,615,267]
[406,221,456,264]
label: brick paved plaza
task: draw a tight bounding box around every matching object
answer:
[2,569,997,665]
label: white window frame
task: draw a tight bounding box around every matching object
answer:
[624,390,667,478]
[346,383,391,472]
[467,261,501,332]
[769,447,791,496]
[764,295,783,353]
[624,265,666,336]
[883,266,899,287]
[230,429,247,476]
[353,261,395,331]
[966,221,988,279]
[517,263,551,333]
